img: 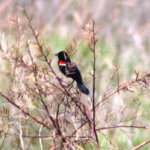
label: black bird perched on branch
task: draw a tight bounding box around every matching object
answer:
[55,51,89,95]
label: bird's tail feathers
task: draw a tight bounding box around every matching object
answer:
[77,83,89,95]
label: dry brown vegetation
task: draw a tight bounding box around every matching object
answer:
[0,1,150,150]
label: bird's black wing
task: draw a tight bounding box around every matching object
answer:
[65,62,83,84]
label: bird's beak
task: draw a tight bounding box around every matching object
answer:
[55,53,58,56]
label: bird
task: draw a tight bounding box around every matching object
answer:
[55,51,89,95]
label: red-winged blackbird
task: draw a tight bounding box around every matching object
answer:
[55,51,89,95]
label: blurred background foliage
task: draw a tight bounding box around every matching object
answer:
[1,0,150,76]
[0,0,150,149]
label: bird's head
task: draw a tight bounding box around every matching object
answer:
[55,51,71,62]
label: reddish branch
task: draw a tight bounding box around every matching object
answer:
[97,125,146,131]
[84,21,100,149]
[0,92,51,130]
[132,139,150,150]
[91,21,100,149]
[95,72,150,108]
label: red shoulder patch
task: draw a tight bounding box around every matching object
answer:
[59,60,66,65]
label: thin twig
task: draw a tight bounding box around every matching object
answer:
[0,92,51,130]
[97,125,146,131]
[95,72,150,108]
[91,21,100,149]
[132,139,150,150]
[85,20,100,149]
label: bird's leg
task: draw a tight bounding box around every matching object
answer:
[67,80,74,88]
